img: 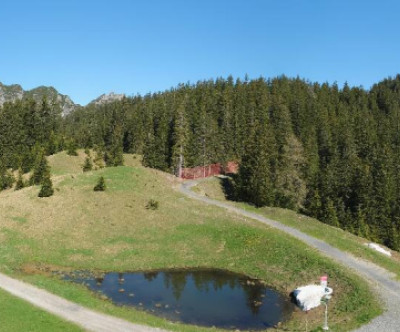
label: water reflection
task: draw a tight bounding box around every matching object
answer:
[65,269,294,330]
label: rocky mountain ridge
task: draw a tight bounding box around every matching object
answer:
[0,81,125,116]
[89,92,126,106]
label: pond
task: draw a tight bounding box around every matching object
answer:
[64,269,294,330]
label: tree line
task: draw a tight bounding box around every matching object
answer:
[2,75,400,249]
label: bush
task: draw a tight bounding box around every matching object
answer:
[82,157,93,172]
[94,176,106,191]
[15,169,25,191]
[146,199,159,210]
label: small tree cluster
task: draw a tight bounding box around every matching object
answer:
[66,139,78,156]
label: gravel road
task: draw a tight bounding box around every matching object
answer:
[180,180,400,332]
[0,272,166,332]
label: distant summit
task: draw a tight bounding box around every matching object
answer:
[89,92,126,105]
[0,81,128,115]
[0,82,79,116]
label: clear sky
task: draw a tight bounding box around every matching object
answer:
[1,0,399,105]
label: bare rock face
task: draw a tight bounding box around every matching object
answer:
[90,92,126,105]
[0,82,79,116]
[0,83,24,105]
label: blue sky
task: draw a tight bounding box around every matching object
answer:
[1,0,399,105]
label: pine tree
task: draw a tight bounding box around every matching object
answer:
[82,157,93,172]
[323,198,340,228]
[94,176,106,191]
[236,118,275,207]
[171,99,188,177]
[275,134,307,210]
[66,139,78,156]
[93,144,105,168]
[104,108,124,167]
[38,167,54,197]
[30,149,48,185]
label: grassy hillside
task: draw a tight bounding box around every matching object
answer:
[0,288,82,332]
[193,177,400,278]
[0,152,382,331]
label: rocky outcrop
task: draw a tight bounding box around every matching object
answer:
[90,92,126,105]
[0,82,127,116]
[0,82,79,116]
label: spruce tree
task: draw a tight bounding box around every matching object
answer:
[30,149,48,185]
[94,176,106,191]
[93,144,105,168]
[171,100,188,177]
[38,166,54,197]
[236,118,275,207]
[275,134,307,210]
[66,139,78,156]
[82,157,93,172]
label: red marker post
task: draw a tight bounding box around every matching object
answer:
[320,275,330,331]
[320,275,328,288]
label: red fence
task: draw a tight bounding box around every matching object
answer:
[181,161,238,179]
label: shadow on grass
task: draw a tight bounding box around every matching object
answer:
[218,174,238,201]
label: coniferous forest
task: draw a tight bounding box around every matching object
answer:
[2,75,400,249]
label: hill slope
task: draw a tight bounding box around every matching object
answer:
[0,152,381,331]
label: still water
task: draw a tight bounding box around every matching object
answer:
[65,269,294,330]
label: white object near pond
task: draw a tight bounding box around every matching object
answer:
[366,242,391,257]
[293,285,333,311]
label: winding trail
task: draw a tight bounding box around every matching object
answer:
[180,180,400,332]
[0,272,166,332]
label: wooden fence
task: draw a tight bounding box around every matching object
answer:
[181,161,238,179]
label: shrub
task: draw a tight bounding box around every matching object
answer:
[82,157,93,172]
[94,176,106,191]
[15,169,25,191]
[146,199,159,210]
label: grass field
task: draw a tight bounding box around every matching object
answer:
[0,288,82,331]
[0,152,382,331]
[193,176,400,279]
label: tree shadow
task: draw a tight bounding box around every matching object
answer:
[218,174,238,201]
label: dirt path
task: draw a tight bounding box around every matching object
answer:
[0,272,166,332]
[180,180,400,332]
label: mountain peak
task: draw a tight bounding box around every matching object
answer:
[0,82,79,116]
[90,92,126,105]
